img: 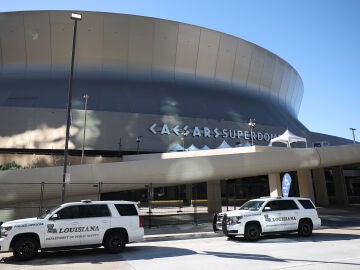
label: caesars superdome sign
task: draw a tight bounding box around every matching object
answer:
[149,123,279,142]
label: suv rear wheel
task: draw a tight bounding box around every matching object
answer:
[104,232,126,253]
[298,219,313,237]
[13,237,39,261]
[244,223,261,241]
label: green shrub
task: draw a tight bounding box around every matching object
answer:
[0,161,22,170]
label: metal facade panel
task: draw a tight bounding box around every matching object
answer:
[103,13,130,74]
[76,13,103,72]
[292,76,303,114]
[152,20,178,80]
[295,81,304,114]
[286,69,296,109]
[215,34,237,83]
[246,46,265,93]
[196,28,220,79]
[232,41,252,87]
[279,65,291,106]
[175,23,200,82]
[260,52,276,98]
[49,11,73,72]
[128,16,154,79]
[23,12,51,71]
[271,59,285,98]
[0,13,26,74]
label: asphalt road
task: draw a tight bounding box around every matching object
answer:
[1,206,359,270]
[1,227,360,270]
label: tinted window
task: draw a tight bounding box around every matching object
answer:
[56,206,81,219]
[115,204,138,216]
[279,200,298,210]
[298,199,315,209]
[265,200,298,211]
[264,201,280,211]
[81,205,111,218]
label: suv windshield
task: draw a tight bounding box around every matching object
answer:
[239,200,265,211]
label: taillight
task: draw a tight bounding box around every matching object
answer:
[139,216,143,227]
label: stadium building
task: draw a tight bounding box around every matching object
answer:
[0,11,359,220]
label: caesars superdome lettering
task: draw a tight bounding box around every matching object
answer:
[149,123,278,142]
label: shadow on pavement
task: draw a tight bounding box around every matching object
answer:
[0,245,196,265]
[202,251,286,262]
[225,230,360,244]
[201,250,360,267]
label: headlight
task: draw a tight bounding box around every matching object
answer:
[229,216,243,224]
[0,226,12,237]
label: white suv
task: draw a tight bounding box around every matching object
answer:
[0,200,144,260]
[213,197,321,241]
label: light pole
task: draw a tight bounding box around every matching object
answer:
[136,136,143,154]
[181,130,186,151]
[62,13,82,204]
[350,128,357,144]
[81,94,89,164]
[248,118,256,146]
[118,137,122,155]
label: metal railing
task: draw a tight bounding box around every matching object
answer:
[0,182,214,226]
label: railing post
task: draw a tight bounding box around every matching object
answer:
[147,183,153,227]
[177,185,183,213]
[39,182,45,217]
[193,183,198,226]
[98,182,102,200]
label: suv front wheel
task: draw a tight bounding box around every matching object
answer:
[244,223,261,241]
[104,231,126,253]
[13,237,39,261]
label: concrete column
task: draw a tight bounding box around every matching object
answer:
[312,168,329,206]
[332,166,348,205]
[268,173,281,197]
[207,180,222,214]
[297,169,315,202]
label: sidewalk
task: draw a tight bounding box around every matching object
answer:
[144,222,216,242]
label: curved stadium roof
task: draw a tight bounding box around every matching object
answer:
[0,10,304,129]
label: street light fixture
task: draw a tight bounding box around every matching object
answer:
[248,118,256,146]
[61,12,82,204]
[81,94,89,164]
[350,128,357,144]
[136,136,143,154]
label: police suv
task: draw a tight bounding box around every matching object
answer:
[213,197,321,241]
[0,200,144,260]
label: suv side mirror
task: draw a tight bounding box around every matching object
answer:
[50,213,59,221]
[263,207,271,212]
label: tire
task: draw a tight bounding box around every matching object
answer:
[298,219,313,237]
[13,237,39,261]
[244,223,261,242]
[104,232,126,253]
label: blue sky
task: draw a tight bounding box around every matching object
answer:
[1,0,360,141]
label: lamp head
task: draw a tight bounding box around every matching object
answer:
[71,13,82,21]
[248,118,256,128]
